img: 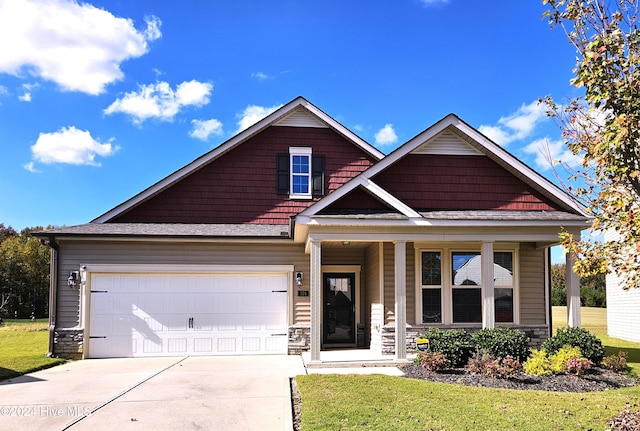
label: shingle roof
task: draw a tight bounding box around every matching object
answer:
[36,223,291,238]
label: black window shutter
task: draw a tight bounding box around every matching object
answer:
[276,153,289,194]
[312,154,325,196]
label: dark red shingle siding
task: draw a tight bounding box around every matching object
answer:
[371,154,560,211]
[111,127,377,224]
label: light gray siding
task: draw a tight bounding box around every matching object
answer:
[381,242,414,325]
[55,240,309,328]
[519,243,547,325]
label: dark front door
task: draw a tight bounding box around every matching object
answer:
[323,273,356,345]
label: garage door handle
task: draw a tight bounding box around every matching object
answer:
[272,290,287,293]
[271,333,286,336]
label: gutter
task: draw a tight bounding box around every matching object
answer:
[40,236,59,357]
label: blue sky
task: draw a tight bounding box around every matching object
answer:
[0,0,583,261]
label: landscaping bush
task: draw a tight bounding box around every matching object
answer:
[414,351,451,372]
[550,345,584,374]
[471,327,530,362]
[523,349,553,376]
[419,328,473,367]
[541,327,605,365]
[466,351,522,379]
[601,351,629,373]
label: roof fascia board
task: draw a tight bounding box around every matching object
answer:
[43,235,294,244]
[93,97,382,223]
[295,215,589,228]
[451,118,589,216]
[359,178,421,218]
[300,114,589,218]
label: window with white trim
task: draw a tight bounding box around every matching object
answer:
[276,147,325,198]
[290,147,312,197]
[418,248,516,325]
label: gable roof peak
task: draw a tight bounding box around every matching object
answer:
[93,96,383,224]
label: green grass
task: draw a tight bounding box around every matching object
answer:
[0,319,66,380]
[297,307,640,430]
[297,374,639,431]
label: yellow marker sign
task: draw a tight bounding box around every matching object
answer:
[416,338,429,352]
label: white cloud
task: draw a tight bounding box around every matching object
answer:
[0,86,8,96]
[420,0,450,6]
[0,0,161,95]
[251,72,270,81]
[190,119,223,141]
[18,83,39,102]
[374,124,398,146]
[23,161,41,173]
[104,80,213,124]
[478,101,547,146]
[522,137,582,171]
[29,126,118,167]
[236,104,283,132]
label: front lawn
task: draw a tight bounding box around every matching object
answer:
[297,307,640,430]
[0,319,66,380]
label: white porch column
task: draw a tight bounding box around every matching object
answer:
[566,251,581,327]
[482,241,495,329]
[310,240,322,362]
[394,241,407,360]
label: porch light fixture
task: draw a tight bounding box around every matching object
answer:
[341,241,351,246]
[67,271,79,288]
[295,272,303,287]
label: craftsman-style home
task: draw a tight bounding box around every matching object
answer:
[39,97,589,361]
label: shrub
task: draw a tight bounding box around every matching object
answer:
[419,328,473,367]
[415,351,451,372]
[541,327,605,365]
[602,351,629,372]
[466,350,495,375]
[550,345,584,374]
[466,351,522,379]
[567,356,593,376]
[580,287,606,308]
[523,349,553,376]
[471,327,531,362]
[552,287,567,306]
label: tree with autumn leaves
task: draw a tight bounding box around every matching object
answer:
[542,0,640,289]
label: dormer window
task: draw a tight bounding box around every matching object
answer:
[277,148,325,198]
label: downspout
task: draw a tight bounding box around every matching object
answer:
[42,236,59,357]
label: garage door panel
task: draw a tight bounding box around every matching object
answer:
[89,272,288,358]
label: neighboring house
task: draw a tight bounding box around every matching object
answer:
[37,97,590,361]
[605,229,640,342]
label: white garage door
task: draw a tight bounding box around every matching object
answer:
[88,272,288,358]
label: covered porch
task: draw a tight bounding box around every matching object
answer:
[300,225,583,364]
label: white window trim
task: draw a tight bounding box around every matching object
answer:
[414,245,519,325]
[289,147,312,199]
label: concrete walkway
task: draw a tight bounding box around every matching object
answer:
[0,355,306,431]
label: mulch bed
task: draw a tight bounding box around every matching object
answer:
[398,363,638,392]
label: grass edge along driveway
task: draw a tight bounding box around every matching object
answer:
[0,320,66,381]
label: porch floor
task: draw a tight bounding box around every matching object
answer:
[301,349,415,373]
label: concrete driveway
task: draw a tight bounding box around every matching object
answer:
[0,355,306,431]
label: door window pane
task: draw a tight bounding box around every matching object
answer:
[494,252,513,286]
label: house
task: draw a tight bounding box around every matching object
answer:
[605,230,640,342]
[37,97,590,361]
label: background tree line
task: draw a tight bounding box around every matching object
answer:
[551,262,606,308]
[0,223,50,319]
